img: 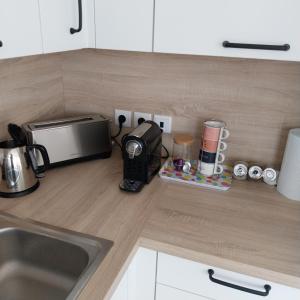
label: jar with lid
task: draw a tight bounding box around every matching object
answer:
[173,134,194,172]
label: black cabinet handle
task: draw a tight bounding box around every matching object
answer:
[0,41,3,47]
[70,0,82,34]
[223,41,290,51]
[208,269,271,297]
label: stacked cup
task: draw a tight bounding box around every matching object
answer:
[198,120,230,177]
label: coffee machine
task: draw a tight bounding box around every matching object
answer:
[120,121,162,192]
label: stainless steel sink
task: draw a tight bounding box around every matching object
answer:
[0,213,113,300]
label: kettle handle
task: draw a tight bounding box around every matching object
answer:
[27,144,50,176]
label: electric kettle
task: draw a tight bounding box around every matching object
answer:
[0,140,49,198]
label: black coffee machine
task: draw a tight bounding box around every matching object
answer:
[120,121,162,192]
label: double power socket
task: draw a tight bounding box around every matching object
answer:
[115,109,172,133]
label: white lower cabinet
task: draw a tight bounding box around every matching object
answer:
[157,252,300,300]
[110,248,300,300]
[110,269,129,300]
[110,247,157,300]
[156,284,211,300]
[127,247,157,300]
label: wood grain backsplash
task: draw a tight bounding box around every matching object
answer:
[0,54,64,139]
[63,49,300,166]
[1,49,299,166]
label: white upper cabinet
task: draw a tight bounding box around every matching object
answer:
[95,0,154,52]
[1,0,299,61]
[154,0,300,61]
[0,0,43,59]
[39,0,95,53]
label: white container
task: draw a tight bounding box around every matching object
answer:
[277,129,300,201]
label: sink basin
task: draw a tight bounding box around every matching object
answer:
[0,213,113,300]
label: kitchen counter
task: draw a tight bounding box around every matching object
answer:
[0,149,300,299]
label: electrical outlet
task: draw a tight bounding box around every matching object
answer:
[115,109,132,128]
[133,112,152,128]
[153,115,172,133]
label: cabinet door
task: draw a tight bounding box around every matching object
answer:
[156,284,212,300]
[127,247,157,300]
[95,0,154,52]
[0,0,43,59]
[157,252,300,300]
[154,0,300,61]
[39,0,94,53]
[109,247,157,300]
[110,270,128,300]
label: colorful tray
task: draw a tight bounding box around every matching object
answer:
[159,158,232,191]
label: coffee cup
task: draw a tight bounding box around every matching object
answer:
[198,162,215,177]
[199,150,216,164]
[199,150,225,164]
[198,120,229,177]
[203,120,230,141]
[198,161,224,177]
[202,139,227,153]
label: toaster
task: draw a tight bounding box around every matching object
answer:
[23,115,112,167]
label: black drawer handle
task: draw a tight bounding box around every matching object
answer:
[223,41,290,51]
[208,269,271,297]
[0,41,3,47]
[70,0,82,34]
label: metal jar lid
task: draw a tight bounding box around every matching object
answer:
[248,165,263,180]
[263,168,278,185]
[233,162,248,178]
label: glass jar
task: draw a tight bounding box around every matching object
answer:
[172,134,194,172]
[173,133,194,169]
[173,133,194,161]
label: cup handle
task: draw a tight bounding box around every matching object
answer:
[217,152,225,163]
[214,164,224,175]
[219,141,227,152]
[221,128,230,140]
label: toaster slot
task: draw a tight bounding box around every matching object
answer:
[30,117,94,130]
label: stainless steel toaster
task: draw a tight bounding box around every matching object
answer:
[23,115,112,167]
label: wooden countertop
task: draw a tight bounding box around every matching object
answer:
[0,150,300,299]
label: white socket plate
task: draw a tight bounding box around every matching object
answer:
[133,112,152,128]
[115,109,132,128]
[153,114,172,133]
